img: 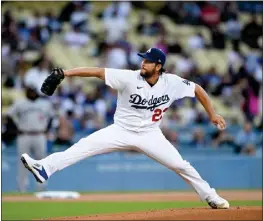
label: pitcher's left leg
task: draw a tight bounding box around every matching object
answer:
[137,129,229,209]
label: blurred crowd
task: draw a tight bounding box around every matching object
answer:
[2,1,262,156]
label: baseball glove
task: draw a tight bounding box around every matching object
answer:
[41,67,65,96]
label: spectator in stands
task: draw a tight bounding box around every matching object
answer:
[103,1,131,19]
[136,13,164,36]
[13,57,28,90]
[25,26,44,50]
[2,114,18,146]
[2,20,19,51]
[225,14,242,52]
[26,11,52,44]
[194,111,209,124]
[202,66,222,93]
[23,55,51,93]
[93,88,107,125]
[64,24,90,49]
[103,87,117,124]
[104,9,129,44]
[211,74,232,96]
[104,44,128,69]
[59,1,91,23]
[154,34,169,54]
[245,51,261,75]
[82,108,104,135]
[254,63,262,83]
[191,127,209,148]
[187,32,205,50]
[158,2,181,24]
[241,76,261,122]
[178,100,197,125]
[200,2,221,28]
[227,49,243,73]
[166,63,176,74]
[167,40,183,54]
[160,110,179,145]
[54,110,74,146]
[221,2,238,22]
[59,76,81,98]
[17,20,30,43]
[35,24,51,45]
[241,15,262,49]
[211,26,226,49]
[162,127,177,145]
[70,2,89,32]
[234,121,257,155]
[183,2,201,25]
[46,11,62,33]
[115,32,138,68]
[211,130,235,148]
[73,84,86,106]
[26,11,40,29]
[2,8,14,28]
[175,52,195,77]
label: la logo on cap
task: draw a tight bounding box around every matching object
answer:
[147,49,152,53]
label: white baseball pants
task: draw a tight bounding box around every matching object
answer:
[40,124,216,201]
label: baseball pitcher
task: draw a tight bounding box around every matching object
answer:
[21,48,229,208]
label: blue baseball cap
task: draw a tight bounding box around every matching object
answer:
[137,48,166,71]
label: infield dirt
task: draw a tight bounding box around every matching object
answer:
[3,190,262,220]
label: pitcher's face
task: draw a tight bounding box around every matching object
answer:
[140,59,161,79]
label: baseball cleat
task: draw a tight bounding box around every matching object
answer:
[21,153,48,183]
[206,195,230,209]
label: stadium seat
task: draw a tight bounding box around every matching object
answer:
[192,50,212,72]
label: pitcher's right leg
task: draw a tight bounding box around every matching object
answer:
[136,129,229,209]
[21,125,131,183]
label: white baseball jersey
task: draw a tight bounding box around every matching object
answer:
[105,68,196,132]
[7,98,55,132]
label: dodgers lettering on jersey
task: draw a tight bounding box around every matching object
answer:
[129,94,170,111]
[105,68,195,132]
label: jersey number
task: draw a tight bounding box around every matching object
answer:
[152,108,168,122]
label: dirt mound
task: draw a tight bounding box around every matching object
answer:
[48,206,262,220]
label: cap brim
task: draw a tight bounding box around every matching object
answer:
[137,53,155,63]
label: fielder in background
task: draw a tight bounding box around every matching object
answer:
[7,86,55,192]
[21,48,229,209]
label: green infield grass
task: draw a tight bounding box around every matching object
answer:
[2,200,262,220]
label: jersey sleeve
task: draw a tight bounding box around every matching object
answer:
[42,100,56,119]
[6,101,21,126]
[6,101,19,118]
[172,75,196,100]
[105,68,134,91]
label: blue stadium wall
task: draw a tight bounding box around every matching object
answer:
[2,148,262,192]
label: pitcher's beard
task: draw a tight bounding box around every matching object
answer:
[140,70,154,79]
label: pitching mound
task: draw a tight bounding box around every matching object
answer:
[49,206,262,220]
